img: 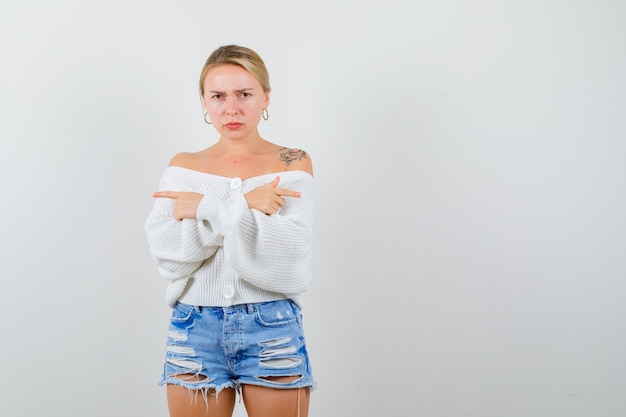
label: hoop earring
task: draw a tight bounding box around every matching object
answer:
[203,112,212,125]
[262,108,269,121]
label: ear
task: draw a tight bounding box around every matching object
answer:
[263,92,270,109]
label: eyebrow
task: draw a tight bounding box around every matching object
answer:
[208,88,254,94]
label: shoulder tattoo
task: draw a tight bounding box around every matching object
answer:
[279,148,308,166]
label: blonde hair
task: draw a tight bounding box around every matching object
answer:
[199,45,271,97]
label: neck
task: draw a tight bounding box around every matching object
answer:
[217,135,266,155]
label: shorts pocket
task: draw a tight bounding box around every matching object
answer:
[170,302,195,329]
[255,300,298,327]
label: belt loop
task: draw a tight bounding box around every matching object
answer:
[247,303,255,314]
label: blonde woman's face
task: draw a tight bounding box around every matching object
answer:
[202,64,270,140]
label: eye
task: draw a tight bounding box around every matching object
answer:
[240,92,251,97]
[211,94,222,100]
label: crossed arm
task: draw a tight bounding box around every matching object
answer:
[153,176,301,220]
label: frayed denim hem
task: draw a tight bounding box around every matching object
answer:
[159,376,237,407]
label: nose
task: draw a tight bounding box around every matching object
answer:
[224,95,239,116]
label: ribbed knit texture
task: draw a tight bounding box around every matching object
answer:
[145,167,314,309]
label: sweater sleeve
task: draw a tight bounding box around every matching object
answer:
[144,172,224,282]
[196,173,314,294]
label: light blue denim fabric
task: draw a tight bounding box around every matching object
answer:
[160,299,316,394]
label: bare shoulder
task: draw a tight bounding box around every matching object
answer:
[278,147,314,176]
[168,151,201,170]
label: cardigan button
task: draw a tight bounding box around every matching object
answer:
[230,177,242,190]
[223,286,235,299]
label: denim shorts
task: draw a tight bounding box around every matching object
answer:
[159,299,316,394]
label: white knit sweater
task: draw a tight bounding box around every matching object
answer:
[145,167,314,308]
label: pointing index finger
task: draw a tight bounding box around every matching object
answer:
[152,191,178,199]
[276,188,301,198]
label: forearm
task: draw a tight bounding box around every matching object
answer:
[145,204,223,280]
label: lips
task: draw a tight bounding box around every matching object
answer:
[224,122,243,129]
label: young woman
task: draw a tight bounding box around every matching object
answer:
[145,45,315,417]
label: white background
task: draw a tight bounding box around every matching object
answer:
[1,1,625,416]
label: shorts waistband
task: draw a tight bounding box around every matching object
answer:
[180,299,293,315]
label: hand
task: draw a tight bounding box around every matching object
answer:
[152,191,203,221]
[244,176,301,215]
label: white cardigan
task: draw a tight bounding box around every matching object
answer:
[145,166,314,308]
